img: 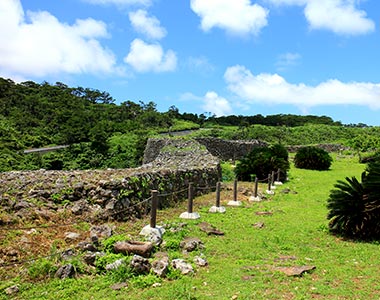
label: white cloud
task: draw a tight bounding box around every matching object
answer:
[202,91,233,116]
[276,52,301,71]
[190,0,269,36]
[129,10,167,40]
[267,0,375,35]
[224,65,380,109]
[82,0,151,7]
[0,0,118,79]
[124,39,177,73]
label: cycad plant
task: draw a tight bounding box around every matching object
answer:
[327,161,380,240]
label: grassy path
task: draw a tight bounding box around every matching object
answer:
[5,155,380,300]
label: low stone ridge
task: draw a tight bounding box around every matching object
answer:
[287,144,350,153]
[0,139,220,222]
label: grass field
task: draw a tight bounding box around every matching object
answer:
[3,154,380,300]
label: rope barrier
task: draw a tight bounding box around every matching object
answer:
[0,172,287,270]
[0,170,282,232]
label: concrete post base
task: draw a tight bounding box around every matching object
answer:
[139,225,165,237]
[249,196,262,202]
[209,206,226,213]
[274,181,283,185]
[179,212,200,219]
[266,190,275,195]
[227,200,242,206]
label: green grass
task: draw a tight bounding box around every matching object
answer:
[3,155,380,299]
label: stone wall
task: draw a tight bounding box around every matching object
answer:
[0,139,220,222]
[195,138,267,161]
[143,137,267,163]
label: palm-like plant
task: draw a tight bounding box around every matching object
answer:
[327,161,380,240]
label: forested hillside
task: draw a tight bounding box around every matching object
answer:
[1,77,380,172]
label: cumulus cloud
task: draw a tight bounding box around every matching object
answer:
[124,39,177,73]
[129,9,167,40]
[82,0,151,7]
[0,0,118,79]
[190,0,269,36]
[267,0,375,35]
[202,91,233,116]
[224,65,380,109]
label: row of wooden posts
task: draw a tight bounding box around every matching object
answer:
[148,169,283,228]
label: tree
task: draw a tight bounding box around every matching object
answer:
[294,146,332,171]
[235,144,290,181]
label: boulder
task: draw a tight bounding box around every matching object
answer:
[55,264,75,279]
[130,255,151,275]
[171,259,193,275]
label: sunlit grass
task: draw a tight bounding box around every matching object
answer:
[4,155,380,300]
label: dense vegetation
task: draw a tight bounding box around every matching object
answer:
[294,146,333,171]
[234,144,290,181]
[2,77,380,172]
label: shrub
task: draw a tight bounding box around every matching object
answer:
[294,146,332,170]
[234,144,290,181]
[327,160,380,239]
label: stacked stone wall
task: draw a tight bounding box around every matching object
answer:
[0,139,220,222]
[143,137,267,163]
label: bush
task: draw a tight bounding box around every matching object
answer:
[234,144,290,181]
[294,146,332,170]
[327,160,380,240]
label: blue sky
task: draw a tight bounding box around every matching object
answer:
[1,0,379,125]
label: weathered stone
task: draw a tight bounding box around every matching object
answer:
[83,251,104,266]
[5,285,19,295]
[90,225,112,239]
[77,241,97,252]
[171,259,194,275]
[114,241,153,258]
[180,237,204,252]
[61,249,75,260]
[255,211,273,216]
[152,256,170,277]
[252,222,265,229]
[198,222,224,235]
[274,265,316,276]
[64,232,81,242]
[130,255,151,275]
[106,258,126,271]
[194,256,208,267]
[13,200,33,210]
[110,282,128,290]
[71,200,90,215]
[55,264,75,279]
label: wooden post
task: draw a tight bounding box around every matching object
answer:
[277,168,281,182]
[267,174,271,191]
[271,171,275,185]
[216,182,221,207]
[187,182,193,213]
[233,179,238,202]
[254,177,258,198]
[150,190,158,228]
